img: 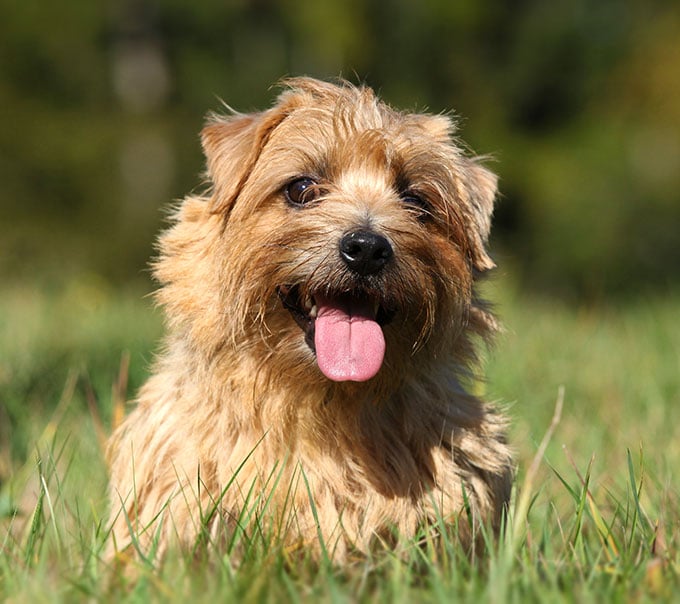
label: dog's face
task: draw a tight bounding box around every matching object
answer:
[160,79,497,387]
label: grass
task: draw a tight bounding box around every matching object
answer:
[1,275,679,602]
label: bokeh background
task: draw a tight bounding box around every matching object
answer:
[2,0,679,298]
[1,4,680,594]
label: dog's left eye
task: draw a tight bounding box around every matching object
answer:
[285,177,321,206]
[400,191,430,213]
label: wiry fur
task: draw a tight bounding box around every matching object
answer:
[107,78,513,563]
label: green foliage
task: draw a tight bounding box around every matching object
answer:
[1,1,679,295]
[0,277,161,465]
[1,282,679,601]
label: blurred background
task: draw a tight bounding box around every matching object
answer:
[2,2,680,568]
[2,0,679,299]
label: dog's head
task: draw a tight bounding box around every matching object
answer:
[158,78,498,387]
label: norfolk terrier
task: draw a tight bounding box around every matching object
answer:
[107,78,513,563]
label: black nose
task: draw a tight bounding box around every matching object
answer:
[339,229,393,276]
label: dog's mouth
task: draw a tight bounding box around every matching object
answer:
[277,285,395,383]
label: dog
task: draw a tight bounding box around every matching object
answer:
[107,78,513,563]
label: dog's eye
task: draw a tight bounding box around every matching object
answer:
[400,191,430,214]
[285,177,321,206]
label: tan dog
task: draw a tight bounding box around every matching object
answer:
[107,78,512,563]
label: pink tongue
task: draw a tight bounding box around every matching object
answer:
[314,295,385,382]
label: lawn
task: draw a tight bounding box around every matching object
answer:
[1,275,678,602]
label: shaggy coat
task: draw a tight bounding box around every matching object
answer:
[107,78,513,562]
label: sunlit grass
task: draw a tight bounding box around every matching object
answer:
[1,278,678,601]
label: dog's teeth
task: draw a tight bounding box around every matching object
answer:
[310,305,318,318]
[304,297,313,310]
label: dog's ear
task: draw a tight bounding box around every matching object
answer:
[201,107,288,214]
[463,159,498,271]
[414,115,497,270]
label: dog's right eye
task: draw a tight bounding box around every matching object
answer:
[285,177,320,206]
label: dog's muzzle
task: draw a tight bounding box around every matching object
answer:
[277,230,397,383]
[339,229,393,276]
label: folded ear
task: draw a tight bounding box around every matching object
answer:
[463,159,498,271]
[415,114,497,271]
[201,107,289,215]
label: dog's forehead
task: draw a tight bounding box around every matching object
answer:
[266,101,462,186]
[277,97,445,145]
